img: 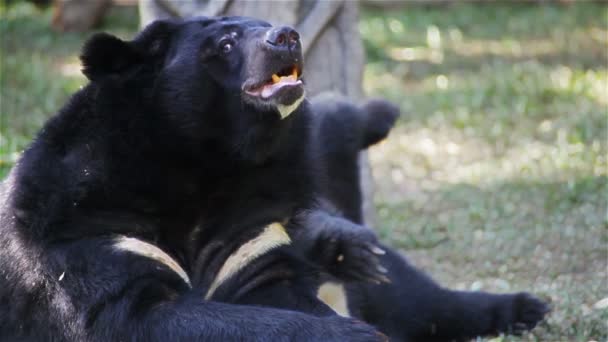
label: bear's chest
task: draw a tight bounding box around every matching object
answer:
[199,156,312,229]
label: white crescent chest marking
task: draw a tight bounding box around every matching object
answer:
[277,93,305,119]
[114,236,191,287]
[317,281,350,317]
[204,222,291,300]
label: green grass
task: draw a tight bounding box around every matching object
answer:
[0,2,138,177]
[1,2,607,341]
[362,3,608,341]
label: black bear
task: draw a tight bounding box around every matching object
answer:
[0,16,548,342]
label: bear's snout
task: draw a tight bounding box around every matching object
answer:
[241,24,305,118]
[265,26,301,56]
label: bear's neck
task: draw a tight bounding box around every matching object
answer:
[11,87,313,243]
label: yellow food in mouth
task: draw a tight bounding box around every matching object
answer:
[271,68,299,84]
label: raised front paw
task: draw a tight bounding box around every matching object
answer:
[496,292,550,335]
[320,226,389,284]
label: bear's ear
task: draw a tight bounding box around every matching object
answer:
[130,19,177,57]
[80,20,176,81]
[80,33,141,81]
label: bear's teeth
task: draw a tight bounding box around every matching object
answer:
[271,69,298,85]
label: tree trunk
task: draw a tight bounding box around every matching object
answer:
[52,0,112,32]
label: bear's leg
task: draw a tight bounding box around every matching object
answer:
[345,246,549,342]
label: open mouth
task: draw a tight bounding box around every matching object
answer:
[244,65,303,100]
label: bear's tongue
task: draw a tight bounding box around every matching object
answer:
[246,67,301,99]
[260,74,301,99]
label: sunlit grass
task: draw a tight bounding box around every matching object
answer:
[0,2,138,177]
[362,3,607,341]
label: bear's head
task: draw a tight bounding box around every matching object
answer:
[80,17,306,163]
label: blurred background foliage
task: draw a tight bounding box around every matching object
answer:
[1,1,607,341]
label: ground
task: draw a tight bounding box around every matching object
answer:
[1,2,606,341]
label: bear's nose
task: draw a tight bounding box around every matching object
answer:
[265,26,300,53]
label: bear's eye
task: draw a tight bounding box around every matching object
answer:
[219,39,234,54]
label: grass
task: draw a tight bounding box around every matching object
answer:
[362,3,608,341]
[0,2,138,177]
[1,2,607,341]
